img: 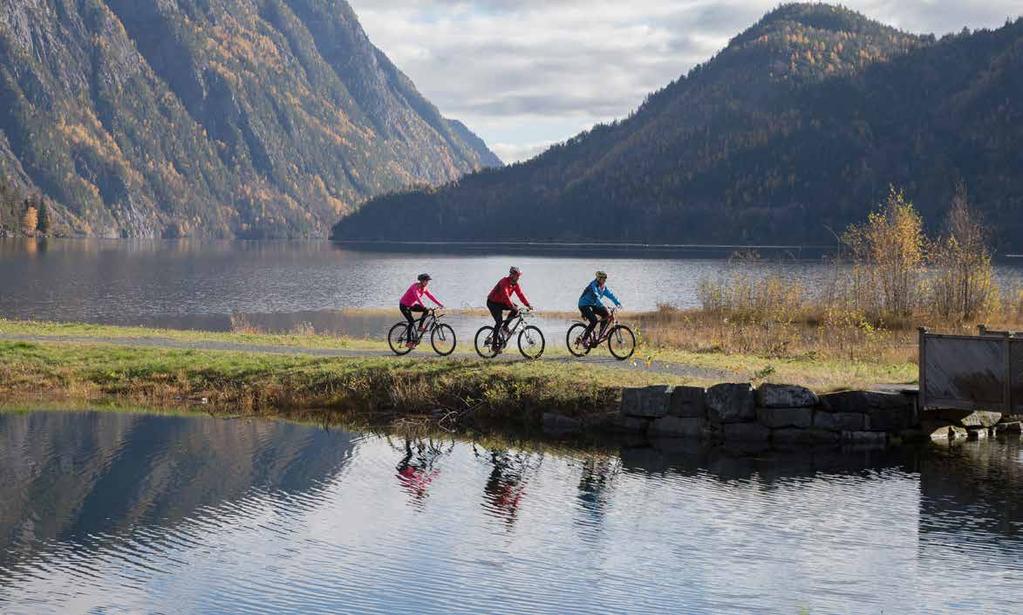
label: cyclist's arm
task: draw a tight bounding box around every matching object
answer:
[513,285,532,309]
[423,288,444,308]
[604,287,622,308]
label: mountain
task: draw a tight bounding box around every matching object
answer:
[332,4,1023,251]
[0,0,499,238]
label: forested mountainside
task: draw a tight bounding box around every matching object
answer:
[0,0,499,239]
[333,4,1023,251]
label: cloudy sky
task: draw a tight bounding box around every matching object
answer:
[348,1,1023,163]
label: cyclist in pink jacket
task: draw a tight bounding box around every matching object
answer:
[399,273,444,346]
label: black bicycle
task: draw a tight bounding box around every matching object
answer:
[388,309,456,356]
[474,308,545,360]
[566,307,636,361]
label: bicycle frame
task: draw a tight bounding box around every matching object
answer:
[495,309,530,347]
[409,309,442,343]
[584,307,618,345]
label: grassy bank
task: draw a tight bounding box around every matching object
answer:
[0,338,697,434]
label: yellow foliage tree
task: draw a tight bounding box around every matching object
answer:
[843,187,924,320]
[21,204,38,236]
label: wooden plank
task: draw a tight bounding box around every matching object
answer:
[923,337,1005,409]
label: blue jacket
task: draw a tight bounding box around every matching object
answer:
[578,279,621,308]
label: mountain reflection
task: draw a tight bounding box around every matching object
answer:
[0,411,356,570]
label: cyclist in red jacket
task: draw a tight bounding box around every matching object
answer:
[486,266,532,350]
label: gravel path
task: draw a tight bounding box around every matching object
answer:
[0,333,736,383]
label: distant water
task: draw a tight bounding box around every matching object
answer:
[2,239,1020,331]
[1,410,1022,614]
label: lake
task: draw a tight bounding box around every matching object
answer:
[1,410,1021,614]
[2,239,1021,333]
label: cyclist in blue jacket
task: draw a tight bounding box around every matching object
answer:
[578,271,621,346]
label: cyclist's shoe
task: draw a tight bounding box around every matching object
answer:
[406,341,416,349]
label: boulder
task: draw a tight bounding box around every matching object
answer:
[756,384,819,409]
[542,413,581,436]
[994,421,1022,435]
[772,428,840,445]
[820,390,916,414]
[967,428,990,440]
[723,422,771,442]
[669,386,707,418]
[756,407,813,429]
[923,421,969,442]
[608,415,650,434]
[649,416,706,439]
[621,386,671,418]
[928,409,1002,428]
[706,383,756,423]
[813,412,866,432]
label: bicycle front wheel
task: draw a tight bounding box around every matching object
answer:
[566,323,591,357]
[474,326,499,358]
[388,322,414,356]
[431,323,457,356]
[608,325,636,361]
[518,325,545,360]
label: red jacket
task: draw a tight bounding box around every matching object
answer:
[488,276,531,309]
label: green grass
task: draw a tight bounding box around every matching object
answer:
[0,318,388,351]
[0,339,691,434]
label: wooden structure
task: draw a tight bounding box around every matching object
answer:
[918,326,1022,414]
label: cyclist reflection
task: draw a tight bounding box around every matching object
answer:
[392,437,452,507]
[476,447,541,527]
[577,456,621,528]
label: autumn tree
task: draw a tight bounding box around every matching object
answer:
[928,183,997,321]
[21,202,38,236]
[843,187,925,320]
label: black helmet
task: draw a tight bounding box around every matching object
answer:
[418,273,432,282]
[509,266,521,276]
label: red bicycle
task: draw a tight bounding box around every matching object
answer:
[566,307,636,360]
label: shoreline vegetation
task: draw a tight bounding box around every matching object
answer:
[2,186,1018,437]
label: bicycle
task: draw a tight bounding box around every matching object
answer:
[566,307,636,360]
[387,309,457,356]
[474,307,545,360]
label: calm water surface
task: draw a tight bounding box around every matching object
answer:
[1,410,1022,614]
[6,239,1020,330]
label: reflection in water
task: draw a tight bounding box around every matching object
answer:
[575,457,621,531]
[474,448,539,527]
[392,437,453,507]
[1,411,1022,613]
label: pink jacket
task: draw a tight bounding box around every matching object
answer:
[400,283,443,308]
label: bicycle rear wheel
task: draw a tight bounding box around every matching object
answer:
[474,326,499,358]
[518,325,545,360]
[388,322,414,356]
[431,323,457,356]
[566,323,591,357]
[607,324,636,361]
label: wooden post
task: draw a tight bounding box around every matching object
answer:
[1005,336,1013,415]
[918,327,928,412]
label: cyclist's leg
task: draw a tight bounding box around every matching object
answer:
[581,305,598,338]
[594,306,611,337]
[411,305,428,330]
[400,304,416,337]
[502,306,519,332]
[487,301,504,348]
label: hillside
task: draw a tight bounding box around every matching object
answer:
[332,4,1023,251]
[0,0,499,238]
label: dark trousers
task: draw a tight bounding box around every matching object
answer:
[487,300,518,336]
[400,304,427,337]
[580,305,610,339]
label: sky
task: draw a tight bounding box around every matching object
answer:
[347,1,1023,163]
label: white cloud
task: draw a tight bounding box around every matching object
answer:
[348,0,1023,162]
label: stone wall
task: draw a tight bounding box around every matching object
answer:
[540,382,1022,448]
